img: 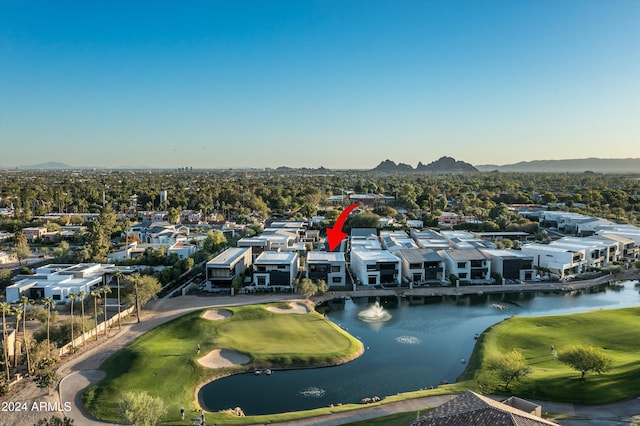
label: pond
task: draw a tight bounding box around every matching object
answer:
[198,280,640,415]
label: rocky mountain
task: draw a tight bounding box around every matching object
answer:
[416,156,478,172]
[371,157,477,173]
[475,158,640,173]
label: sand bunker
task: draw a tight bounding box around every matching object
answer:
[197,349,250,368]
[266,301,310,314]
[202,309,232,320]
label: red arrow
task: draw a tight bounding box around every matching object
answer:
[326,203,359,252]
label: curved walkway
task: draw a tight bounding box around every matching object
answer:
[4,290,640,425]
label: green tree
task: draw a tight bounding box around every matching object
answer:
[0,269,13,290]
[0,371,9,396]
[14,232,31,265]
[100,285,112,336]
[296,278,317,299]
[41,297,55,349]
[118,390,167,426]
[486,349,531,390]
[90,290,101,341]
[85,205,116,262]
[113,269,123,330]
[0,302,12,380]
[33,415,74,426]
[52,241,71,261]
[558,345,612,379]
[345,211,380,231]
[20,296,34,373]
[32,357,59,395]
[124,274,161,323]
[203,230,227,253]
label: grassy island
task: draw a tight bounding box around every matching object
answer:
[459,306,640,404]
[83,302,363,424]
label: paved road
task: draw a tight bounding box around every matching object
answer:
[4,288,640,425]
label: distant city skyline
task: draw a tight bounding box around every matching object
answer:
[1,1,639,169]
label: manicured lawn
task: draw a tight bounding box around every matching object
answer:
[459,306,640,404]
[83,303,363,424]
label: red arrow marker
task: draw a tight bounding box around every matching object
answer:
[326,203,359,252]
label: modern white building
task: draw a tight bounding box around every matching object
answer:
[440,230,496,250]
[306,251,346,287]
[441,249,491,284]
[5,263,115,304]
[168,241,197,259]
[206,247,252,292]
[521,243,584,278]
[380,231,419,253]
[551,237,617,268]
[409,229,451,250]
[350,248,401,286]
[595,233,638,260]
[394,249,447,286]
[252,251,299,289]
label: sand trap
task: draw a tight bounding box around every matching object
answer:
[202,309,232,320]
[266,301,310,314]
[197,349,250,368]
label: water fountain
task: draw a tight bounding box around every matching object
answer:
[357,301,392,322]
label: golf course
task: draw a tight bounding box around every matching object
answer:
[82,299,640,425]
[82,301,364,424]
[459,306,640,404]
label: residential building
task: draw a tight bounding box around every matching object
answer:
[306,252,346,287]
[252,251,299,289]
[411,391,559,426]
[521,243,584,278]
[440,230,496,250]
[350,248,401,286]
[168,241,197,259]
[410,229,451,250]
[23,226,47,242]
[595,233,638,260]
[380,231,419,253]
[441,248,491,284]
[395,249,447,286]
[481,249,535,282]
[550,237,614,269]
[5,263,118,304]
[206,247,252,292]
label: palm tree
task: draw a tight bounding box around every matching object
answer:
[41,297,55,350]
[11,306,21,368]
[0,302,12,380]
[68,292,76,348]
[90,290,101,341]
[77,291,86,346]
[20,296,33,373]
[130,273,142,324]
[100,285,112,336]
[113,269,123,330]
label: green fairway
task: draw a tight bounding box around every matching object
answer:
[459,306,640,404]
[82,303,363,424]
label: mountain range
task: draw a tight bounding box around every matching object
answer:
[372,157,478,173]
[476,158,640,173]
[2,157,639,173]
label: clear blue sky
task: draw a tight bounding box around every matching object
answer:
[1,0,639,169]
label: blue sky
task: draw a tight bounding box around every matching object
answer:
[1,0,639,169]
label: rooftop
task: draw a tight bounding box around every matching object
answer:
[307,252,345,262]
[255,251,298,264]
[207,247,250,266]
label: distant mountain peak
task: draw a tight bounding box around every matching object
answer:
[372,157,477,173]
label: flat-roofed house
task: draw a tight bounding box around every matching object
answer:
[595,233,638,260]
[521,243,584,278]
[441,248,491,284]
[380,231,419,253]
[481,249,535,282]
[306,252,346,287]
[395,249,447,286]
[252,251,299,289]
[206,247,251,292]
[350,248,401,286]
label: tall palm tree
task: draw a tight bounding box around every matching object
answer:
[90,290,101,341]
[11,306,21,368]
[130,273,142,324]
[113,269,123,330]
[0,302,12,380]
[20,296,33,373]
[77,291,86,346]
[41,298,55,350]
[100,285,112,336]
[68,292,76,348]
